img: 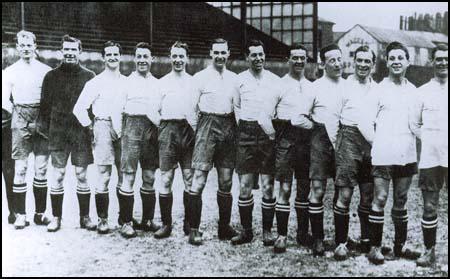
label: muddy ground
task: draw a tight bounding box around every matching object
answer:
[2,163,448,277]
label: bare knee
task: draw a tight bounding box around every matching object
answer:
[278,182,292,204]
[373,191,388,210]
[142,170,156,189]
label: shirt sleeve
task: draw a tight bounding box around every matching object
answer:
[146,79,161,126]
[110,81,127,138]
[291,84,315,127]
[358,90,380,144]
[326,91,345,149]
[409,90,423,140]
[73,80,98,127]
[233,77,241,124]
[37,72,53,136]
[190,74,202,127]
[1,70,13,114]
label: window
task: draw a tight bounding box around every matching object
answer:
[282,3,292,16]
[293,17,303,29]
[283,18,292,30]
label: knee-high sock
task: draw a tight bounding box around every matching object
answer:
[392,209,408,247]
[140,188,156,221]
[33,178,48,214]
[159,193,173,226]
[189,191,202,230]
[369,210,384,247]
[50,188,64,218]
[358,204,371,241]
[421,215,438,249]
[276,202,290,236]
[334,204,350,244]
[309,202,324,240]
[13,183,27,214]
[295,199,309,236]
[262,197,276,231]
[95,191,109,219]
[119,189,134,223]
[217,190,232,226]
[238,195,254,230]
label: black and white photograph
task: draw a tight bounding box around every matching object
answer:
[2,2,448,277]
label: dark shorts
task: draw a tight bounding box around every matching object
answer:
[335,125,373,188]
[309,123,335,180]
[372,163,418,180]
[236,120,275,175]
[192,112,236,171]
[11,104,48,160]
[273,119,311,182]
[419,166,448,192]
[158,119,195,171]
[121,115,159,172]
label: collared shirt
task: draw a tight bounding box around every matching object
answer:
[370,77,419,166]
[414,78,448,168]
[192,66,239,119]
[2,59,52,108]
[275,74,312,121]
[157,71,197,128]
[73,71,126,136]
[295,75,345,146]
[121,71,160,125]
[235,69,281,137]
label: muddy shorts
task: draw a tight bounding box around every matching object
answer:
[335,125,373,188]
[419,166,448,192]
[11,104,48,160]
[236,120,275,175]
[158,119,195,171]
[192,112,236,171]
[372,163,418,180]
[93,118,121,166]
[309,123,335,180]
[121,115,159,172]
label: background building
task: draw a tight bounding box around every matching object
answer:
[400,11,448,35]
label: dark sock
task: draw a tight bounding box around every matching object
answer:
[392,209,408,247]
[276,202,290,236]
[334,204,349,244]
[295,199,309,237]
[369,209,384,247]
[217,190,232,226]
[76,187,91,217]
[140,188,156,221]
[238,195,254,230]
[262,197,276,231]
[183,190,190,225]
[358,204,371,241]
[33,178,47,214]
[95,191,109,219]
[159,193,173,226]
[189,191,202,230]
[309,202,324,240]
[421,215,438,249]
[50,188,64,218]
[119,189,134,223]
[13,183,27,214]
[116,187,122,220]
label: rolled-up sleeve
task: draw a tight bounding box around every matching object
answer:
[73,81,97,127]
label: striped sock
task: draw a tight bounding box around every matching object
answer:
[159,193,173,226]
[13,183,27,214]
[33,178,47,214]
[309,202,324,240]
[238,195,254,230]
[140,188,156,221]
[295,199,309,237]
[392,209,408,247]
[275,202,290,236]
[119,189,134,223]
[334,204,350,244]
[188,191,202,230]
[262,197,276,231]
[50,188,64,218]
[369,210,384,247]
[76,187,91,217]
[217,190,232,226]
[421,215,438,249]
[95,190,109,219]
[358,204,371,241]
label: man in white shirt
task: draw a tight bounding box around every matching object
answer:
[187,39,239,245]
[118,42,161,237]
[367,42,421,264]
[231,40,281,246]
[154,41,197,239]
[414,44,448,267]
[73,41,126,235]
[2,30,52,229]
[271,44,313,253]
[292,44,345,256]
[332,46,378,260]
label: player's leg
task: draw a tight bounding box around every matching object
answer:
[139,169,160,232]
[358,182,374,253]
[1,123,15,223]
[74,165,95,231]
[309,179,327,256]
[334,186,353,260]
[96,165,112,234]
[274,179,292,253]
[261,174,276,246]
[32,153,51,225]
[154,169,175,239]
[188,169,208,245]
[217,168,237,240]
[231,173,256,245]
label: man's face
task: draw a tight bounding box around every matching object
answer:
[135,48,152,75]
[289,49,307,74]
[354,51,374,79]
[170,47,188,72]
[210,43,230,69]
[323,49,343,79]
[387,49,409,77]
[16,36,36,60]
[247,45,265,72]
[62,41,81,64]
[433,50,448,79]
[104,46,121,70]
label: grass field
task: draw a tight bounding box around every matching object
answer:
[2,158,448,277]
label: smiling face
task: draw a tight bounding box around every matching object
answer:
[210,42,230,70]
[323,49,343,79]
[62,41,81,64]
[288,49,307,75]
[433,50,448,79]
[170,46,188,72]
[387,49,409,77]
[16,35,36,61]
[135,48,152,75]
[104,46,121,70]
[247,45,265,72]
[354,51,374,79]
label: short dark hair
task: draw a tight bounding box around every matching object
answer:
[320,44,341,63]
[135,42,152,53]
[245,39,264,56]
[431,44,448,60]
[61,34,82,51]
[289,43,308,57]
[102,41,122,57]
[210,38,228,50]
[386,41,409,60]
[170,41,189,55]
[354,45,376,63]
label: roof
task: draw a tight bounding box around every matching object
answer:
[338,24,448,48]
[333,32,345,42]
[318,17,335,24]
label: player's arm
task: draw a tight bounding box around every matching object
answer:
[291,88,315,129]
[36,72,53,138]
[1,70,13,114]
[409,90,423,140]
[73,81,98,127]
[257,88,280,140]
[232,79,241,124]
[359,91,380,145]
[327,92,345,149]
[146,80,161,127]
